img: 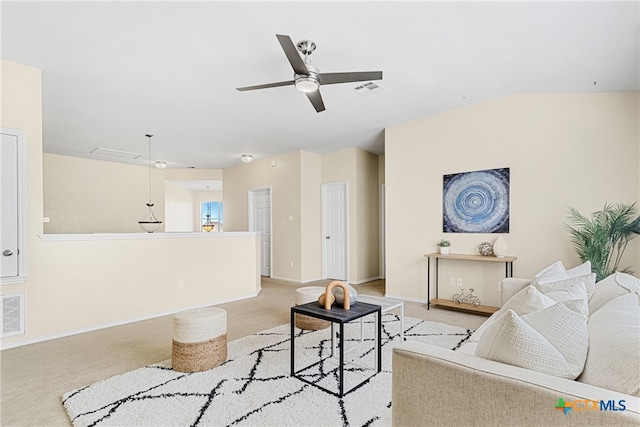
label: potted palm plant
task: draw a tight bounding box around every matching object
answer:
[437,239,451,255]
[566,202,640,281]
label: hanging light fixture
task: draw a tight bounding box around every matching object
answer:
[138,134,163,233]
[202,186,215,232]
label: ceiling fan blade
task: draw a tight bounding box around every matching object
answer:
[276,34,309,76]
[318,71,383,85]
[306,90,325,113]
[236,80,294,91]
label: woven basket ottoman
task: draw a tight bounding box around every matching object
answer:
[172,307,227,373]
[295,286,330,330]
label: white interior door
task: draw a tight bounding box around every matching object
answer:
[322,182,347,280]
[249,188,271,277]
[380,184,386,279]
[1,131,20,280]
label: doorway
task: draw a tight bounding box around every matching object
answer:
[1,128,26,284]
[322,182,347,280]
[248,187,272,277]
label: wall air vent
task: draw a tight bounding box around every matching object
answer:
[352,81,385,96]
[91,147,142,160]
[1,292,25,337]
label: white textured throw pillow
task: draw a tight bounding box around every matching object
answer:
[579,292,640,396]
[534,273,596,300]
[531,261,568,286]
[536,281,590,318]
[589,272,640,314]
[476,300,588,379]
[470,286,555,343]
[566,260,591,277]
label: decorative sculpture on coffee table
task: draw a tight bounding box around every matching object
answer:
[332,282,358,306]
[478,242,493,256]
[318,280,354,310]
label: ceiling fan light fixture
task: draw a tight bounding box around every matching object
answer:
[241,154,253,163]
[294,76,319,93]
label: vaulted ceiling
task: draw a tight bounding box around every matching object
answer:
[2,1,638,169]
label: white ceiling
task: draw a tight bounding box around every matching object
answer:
[2,1,638,169]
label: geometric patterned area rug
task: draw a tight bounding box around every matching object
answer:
[62,314,472,427]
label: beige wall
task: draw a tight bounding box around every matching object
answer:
[165,181,195,232]
[223,148,381,284]
[321,148,381,283]
[223,151,305,281]
[385,93,640,305]
[43,155,225,234]
[1,60,260,348]
[355,149,381,282]
[300,151,322,282]
[0,60,45,330]
[43,153,166,233]
[164,184,223,232]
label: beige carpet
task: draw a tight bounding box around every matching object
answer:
[1,278,485,426]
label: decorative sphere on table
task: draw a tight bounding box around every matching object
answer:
[478,242,493,256]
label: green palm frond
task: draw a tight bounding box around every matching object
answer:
[566,202,640,281]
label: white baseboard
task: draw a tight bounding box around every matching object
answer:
[269,276,382,285]
[269,275,302,284]
[351,276,381,285]
[0,292,260,351]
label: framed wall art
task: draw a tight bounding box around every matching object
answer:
[443,167,510,233]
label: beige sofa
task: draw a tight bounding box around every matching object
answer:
[392,269,640,426]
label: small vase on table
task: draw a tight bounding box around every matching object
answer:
[493,236,508,258]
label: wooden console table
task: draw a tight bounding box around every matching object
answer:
[424,253,517,315]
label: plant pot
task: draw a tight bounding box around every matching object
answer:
[439,247,449,255]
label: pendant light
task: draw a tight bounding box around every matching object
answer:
[202,186,215,232]
[138,134,162,233]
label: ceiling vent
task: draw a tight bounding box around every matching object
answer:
[352,81,385,96]
[91,147,142,160]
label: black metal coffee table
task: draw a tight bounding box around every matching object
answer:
[290,301,381,397]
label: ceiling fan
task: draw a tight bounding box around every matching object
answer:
[236,34,383,113]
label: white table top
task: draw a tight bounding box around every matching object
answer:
[357,294,404,310]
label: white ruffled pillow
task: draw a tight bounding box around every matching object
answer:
[531,261,568,286]
[476,300,588,379]
[470,285,555,343]
[578,292,640,396]
[536,280,590,318]
[589,272,640,314]
[530,260,596,300]
[566,260,591,277]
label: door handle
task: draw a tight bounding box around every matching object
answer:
[3,249,13,256]
[325,236,330,239]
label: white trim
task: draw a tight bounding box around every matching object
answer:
[322,181,349,281]
[0,291,260,351]
[351,276,381,285]
[269,275,303,284]
[301,277,325,284]
[1,128,27,285]
[380,183,386,279]
[38,231,258,242]
[248,186,273,278]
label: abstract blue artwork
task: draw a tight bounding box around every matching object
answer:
[443,168,510,233]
